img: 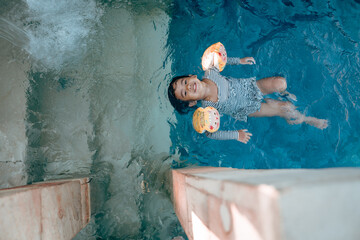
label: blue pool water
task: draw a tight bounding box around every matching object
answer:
[167,0,360,169]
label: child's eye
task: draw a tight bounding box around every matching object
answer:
[185,80,187,84]
[184,91,187,96]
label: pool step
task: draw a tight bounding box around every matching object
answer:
[173,167,360,240]
[0,178,90,240]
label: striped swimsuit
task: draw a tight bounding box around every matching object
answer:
[203,57,263,140]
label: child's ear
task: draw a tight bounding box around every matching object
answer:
[188,101,197,107]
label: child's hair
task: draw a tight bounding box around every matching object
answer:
[168,75,197,114]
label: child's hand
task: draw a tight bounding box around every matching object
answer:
[238,129,252,144]
[239,57,256,65]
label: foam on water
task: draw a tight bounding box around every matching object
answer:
[24,0,103,70]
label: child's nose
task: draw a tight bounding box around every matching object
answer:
[186,83,191,91]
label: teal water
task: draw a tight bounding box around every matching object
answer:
[168,0,360,170]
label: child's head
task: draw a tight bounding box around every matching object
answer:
[168,75,197,114]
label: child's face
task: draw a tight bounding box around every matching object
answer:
[172,75,203,102]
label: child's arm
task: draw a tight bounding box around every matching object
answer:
[227,57,256,65]
[205,129,252,144]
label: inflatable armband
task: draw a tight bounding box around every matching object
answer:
[201,42,227,72]
[192,107,220,134]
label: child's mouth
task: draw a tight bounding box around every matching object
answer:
[194,83,197,93]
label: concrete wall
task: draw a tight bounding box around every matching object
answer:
[0,178,90,240]
[0,38,29,188]
[172,167,360,240]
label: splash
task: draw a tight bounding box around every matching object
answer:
[0,18,29,48]
[24,0,103,70]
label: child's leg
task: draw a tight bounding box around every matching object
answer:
[249,99,328,129]
[256,77,297,101]
[249,99,293,118]
[288,116,329,130]
[256,77,287,95]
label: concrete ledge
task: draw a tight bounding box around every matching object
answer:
[0,178,90,240]
[172,167,360,240]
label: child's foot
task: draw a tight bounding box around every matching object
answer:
[288,116,329,129]
[304,118,329,130]
[280,90,297,102]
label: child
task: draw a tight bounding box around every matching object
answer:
[168,56,328,143]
